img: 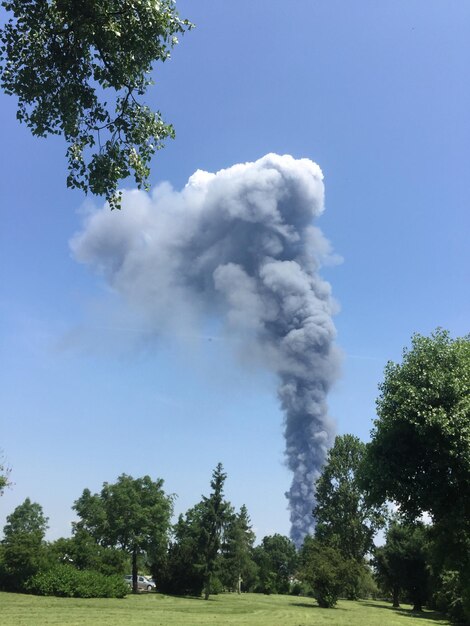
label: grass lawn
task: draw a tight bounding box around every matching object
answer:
[0,592,451,626]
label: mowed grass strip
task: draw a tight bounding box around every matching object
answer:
[0,592,451,626]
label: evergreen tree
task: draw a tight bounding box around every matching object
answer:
[157,463,230,599]
[219,504,257,593]
[198,462,229,599]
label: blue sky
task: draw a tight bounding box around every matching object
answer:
[1,1,469,541]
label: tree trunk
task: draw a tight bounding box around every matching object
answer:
[132,548,138,594]
[392,585,400,608]
[412,601,423,612]
[237,573,242,595]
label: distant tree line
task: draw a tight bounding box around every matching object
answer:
[0,463,300,600]
[0,329,468,623]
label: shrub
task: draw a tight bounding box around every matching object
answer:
[300,538,346,608]
[26,564,128,598]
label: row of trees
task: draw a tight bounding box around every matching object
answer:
[1,329,468,621]
[305,330,470,621]
[0,464,300,599]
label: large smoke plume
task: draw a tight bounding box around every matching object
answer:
[71,153,341,545]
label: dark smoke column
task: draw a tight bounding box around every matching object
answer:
[71,153,340,548]
[281,368,336,546]
[256,250,338,547]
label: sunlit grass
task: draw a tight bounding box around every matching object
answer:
[0,591,451,626]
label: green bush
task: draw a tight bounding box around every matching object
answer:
[299,538,346,608]
[26,564,128,598]
[208,575,224,595]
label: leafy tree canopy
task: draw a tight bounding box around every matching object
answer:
[253,533,297,595]
[73,473,173,593]
[314,434,386,563]
[361,329,470,524]
[1,498,49,590]
[299,536,346,608]
[0,0,192,208]
[374,520,430,612]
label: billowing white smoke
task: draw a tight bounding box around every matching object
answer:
[71,153,340,545]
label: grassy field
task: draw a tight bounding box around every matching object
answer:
[0,592,451,626]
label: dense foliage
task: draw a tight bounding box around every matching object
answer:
[362,329,470,524]
[218,505,258,593]
[26,563,128,598]
[314,434,386,562]
[299,536,347,607]
[48,529,127,576]
[1,331,467,622]
[252,534,297,595]
[0,0,192,208]
[362,329,470,622]
[0,499,49,591]
[156,463,233,599]
[73,474,173,593]
[374,521,429,612]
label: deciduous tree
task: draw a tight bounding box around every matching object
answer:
[299,536,346,608]
[73,474,173,593]
[362,329,470,621]
[252,534,297,595]
[314,434,386,563]
[361,329,470,524]
[374,521,430,612]
[0,0,192,208]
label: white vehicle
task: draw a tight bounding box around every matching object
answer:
[124,574,156,592]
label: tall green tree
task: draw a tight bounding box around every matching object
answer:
[73,474,173,593]
[1,498,49,590]
[156,463,230,599]
[314,434,386,563]
[299,536,346,608]
[219,504,257,593]
[362,329,470,524]
[374,521,430,612]
[198,462,229,600]
[361,329,470,621]
[0,0,192,208]
[252,534,297,595]
[159,502,206,596]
